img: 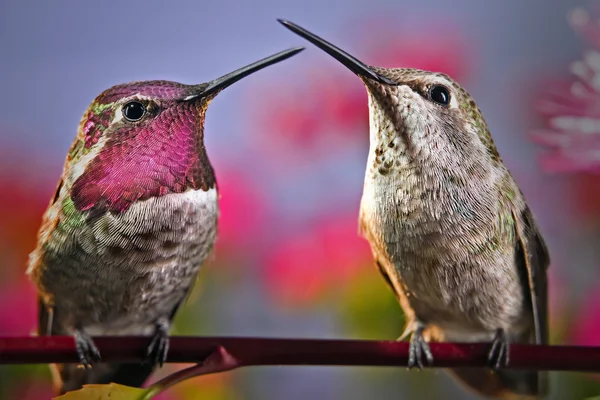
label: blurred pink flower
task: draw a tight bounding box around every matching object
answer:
[0,173,49,282]
[214,169,272,254]
[0,160,51,335]
[565,173,600,221]
[570,286,600,346]
[264,214,372,306]
[247,71,368,166]
[0,278,37,335]
[247,18,471,168]
[532,7,600,173]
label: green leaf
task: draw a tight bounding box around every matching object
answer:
[53,383,152,400]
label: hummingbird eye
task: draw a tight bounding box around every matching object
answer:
[122,101,146,122]
[429,85,451,106]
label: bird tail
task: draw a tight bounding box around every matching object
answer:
[53,363,155,395]
[449,368,547,399]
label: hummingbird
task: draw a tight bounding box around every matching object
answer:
[279,20,549,399]
[27,46,304,394]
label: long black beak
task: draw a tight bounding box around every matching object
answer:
[185,47,305,100]
[278,19,396,86]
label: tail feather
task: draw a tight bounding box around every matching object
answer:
[56,363,155,395]
[450,368,547,399]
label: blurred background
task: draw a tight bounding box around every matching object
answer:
[0,0,596,398]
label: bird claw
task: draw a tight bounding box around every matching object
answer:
[74,329,101,368]
[408,326,433,369]
[144,321,170,367]
[487,328,510,370]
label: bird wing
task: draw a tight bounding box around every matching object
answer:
[375,259,400,300]
[511,204,550,345]
[359,216,401,300]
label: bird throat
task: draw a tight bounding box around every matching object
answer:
[71,103,215,214]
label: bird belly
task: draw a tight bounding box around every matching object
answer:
[360,183,529,337]
[34,187,218,335]
[393,255,528,336]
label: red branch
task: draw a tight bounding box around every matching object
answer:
[0,336,598,372]
[144,346,240,397]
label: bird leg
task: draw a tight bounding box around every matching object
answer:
[145,318,170,367]
[487,328,510,370]
[73,328,101,368]
[408,323,433,369]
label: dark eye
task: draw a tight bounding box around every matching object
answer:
[122,101,146,122]
[429,85,450,106]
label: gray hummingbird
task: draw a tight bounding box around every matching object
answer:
[280,20,549,399]
[27,47,303,394]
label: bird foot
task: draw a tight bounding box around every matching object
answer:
[408,325,433,369]
[74,329,101,368]
[487,328,510,370]
[144,320,170,367]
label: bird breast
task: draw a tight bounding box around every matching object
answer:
[33,187,219,331]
